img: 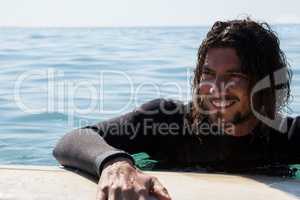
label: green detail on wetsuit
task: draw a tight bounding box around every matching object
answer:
[131,152,158,170]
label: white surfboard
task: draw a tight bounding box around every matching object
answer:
[0,165,300,200]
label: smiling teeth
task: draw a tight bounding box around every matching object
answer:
[211,100,235,108]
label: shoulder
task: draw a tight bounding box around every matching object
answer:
[287,116,300,139]
[265,116,300,140]
[137,98,186,115]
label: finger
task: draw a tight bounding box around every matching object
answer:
[137,187,149,200]
[138,194,148,200]
[96,189,107,200]
[108,186,121,200]
[108,188,136,200]
[149,178,172,200]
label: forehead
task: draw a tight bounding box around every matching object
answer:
[204,48,241,72]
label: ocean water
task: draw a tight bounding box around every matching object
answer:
[0,26,300,168]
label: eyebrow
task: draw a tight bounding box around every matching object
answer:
[203,64,243,73]
[202,65,215,72]
[226,68,243,73]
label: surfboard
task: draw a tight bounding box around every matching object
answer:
[0,165,300,200]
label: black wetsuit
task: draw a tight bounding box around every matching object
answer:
[53,98,300,177]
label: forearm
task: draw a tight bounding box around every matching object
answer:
[53,127,134,177]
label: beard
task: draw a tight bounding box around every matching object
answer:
[212,110,253,125]
[199,97,253,126]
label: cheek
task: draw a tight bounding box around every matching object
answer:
[228,80,251,101]
[198,81,214,95]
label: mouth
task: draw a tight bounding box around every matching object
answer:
[209,97,239,109]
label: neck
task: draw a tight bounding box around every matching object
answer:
[224,116,259,137]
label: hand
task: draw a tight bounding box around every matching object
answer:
[96,158,172,200]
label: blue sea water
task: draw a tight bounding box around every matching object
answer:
[0,26,300,166]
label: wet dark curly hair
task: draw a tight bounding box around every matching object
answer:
[189,18,292,126]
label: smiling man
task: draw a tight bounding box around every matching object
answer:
[198,47,258,137]
[53,19,300,200]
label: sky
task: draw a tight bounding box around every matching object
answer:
[0,0,299,27]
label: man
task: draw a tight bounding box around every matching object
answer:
[53,19,300,200]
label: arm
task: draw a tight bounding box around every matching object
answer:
[53,98,185,177]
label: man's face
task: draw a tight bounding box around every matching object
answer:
[199,48,252,124]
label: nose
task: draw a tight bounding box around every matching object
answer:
[209,76,233,97]
[210,76,222,96]
[198,76,235,97]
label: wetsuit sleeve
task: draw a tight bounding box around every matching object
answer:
[53,98,184,177]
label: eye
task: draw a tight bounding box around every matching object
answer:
[202,69,215,79]
[228,72,249,80]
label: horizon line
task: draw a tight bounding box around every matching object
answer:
[0,22,299,29]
